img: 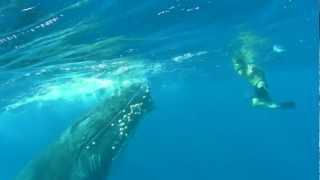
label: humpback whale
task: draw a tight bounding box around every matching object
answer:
[16,83,153,180]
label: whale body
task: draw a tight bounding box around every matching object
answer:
[16,83,153,180]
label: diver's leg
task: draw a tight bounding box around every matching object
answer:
[252,87,295,109]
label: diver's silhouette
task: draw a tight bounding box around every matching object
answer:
[233,52,295,109]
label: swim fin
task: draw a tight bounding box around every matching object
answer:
[279,101,296,109]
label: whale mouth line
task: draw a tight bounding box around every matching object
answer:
[78,85,147,155]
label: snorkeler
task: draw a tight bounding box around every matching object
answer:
[232,46,295,109]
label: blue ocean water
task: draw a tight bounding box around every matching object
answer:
[0,0,318,179]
